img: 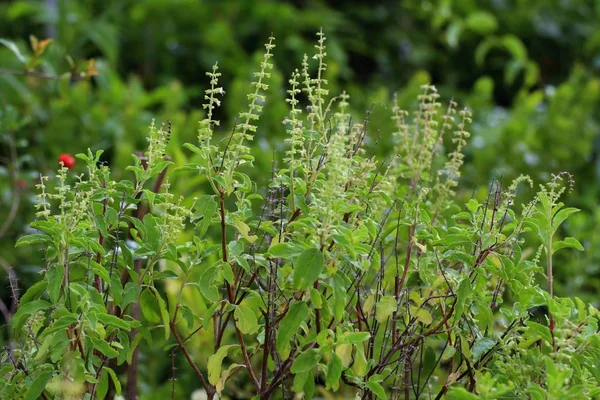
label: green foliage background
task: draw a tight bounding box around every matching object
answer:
[1,0,599,397]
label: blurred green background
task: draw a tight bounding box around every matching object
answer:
[1,0,599,396]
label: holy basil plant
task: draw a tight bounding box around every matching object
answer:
[6,31,600,400]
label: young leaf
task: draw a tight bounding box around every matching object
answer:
[208,345,239,385]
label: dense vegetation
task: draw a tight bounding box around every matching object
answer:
[1,1,599,399]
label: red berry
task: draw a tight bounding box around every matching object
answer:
[58,153,76,169]
[17,180,26,189]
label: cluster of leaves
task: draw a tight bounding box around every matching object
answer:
[3,32,599,400]
[2,0,600,311]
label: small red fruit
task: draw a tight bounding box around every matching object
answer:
[58,153,76,169]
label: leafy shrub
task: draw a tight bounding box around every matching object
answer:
[4,32,599,400]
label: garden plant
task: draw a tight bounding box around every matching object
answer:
[2,31,600,399]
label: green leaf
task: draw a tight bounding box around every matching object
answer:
[222,262,234,284]
[122,283,141,309]
[15,233,48,247]
[292,371,309,393]
[231,218,258,243]
[344,331,370,344]
[455,278,472,319]
[94,313,131,331]
[194,195,218,236]
[325,353,343,391]
[352,345,368,377]
[366,380,387,400]
[552,237,584,254]
[90,261,110,283]
[291,348,321,374]
[19,280,47,305]
[376,296,397,323]
[148,286,170,340]
[465,11,498,35]
[331,272,347,322]
[292,248,324,290]
[527,321,553,344]
[414,308,433,325]
[46,263,64,304]
[276,301,309,359]
[0,38,27,63]
[435,234,472,248]
[268,242,304,259]
[106,367,121,395]
[44,315,78,336]
[310,288,322,309]
[466,199,479,213]
[199,267,220,303]
[12,300,51,334]
[140,289,161,323]
[208,345,239,385]
[552,207,580,229]
[471,337,495,361]
[234,304,258,335]
[90,337,119,358]
[501,35,527,62]
[447,387,480,400]
[25,370,52,400]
